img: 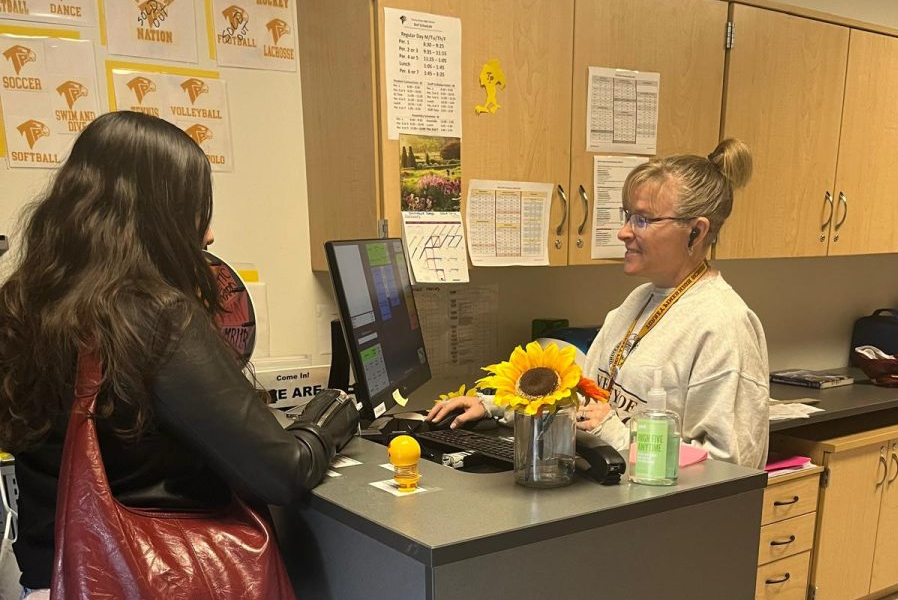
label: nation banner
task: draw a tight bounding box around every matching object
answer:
[110,65,233,171]
[0,34,101,167]
[102,0,199,63]
[211,0,295,71]
[0,0,96,26]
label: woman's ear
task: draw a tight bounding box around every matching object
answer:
[688,217,711,248]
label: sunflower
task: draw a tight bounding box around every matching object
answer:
[477,341,582,415]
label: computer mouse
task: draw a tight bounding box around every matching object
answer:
[428,409,466,430]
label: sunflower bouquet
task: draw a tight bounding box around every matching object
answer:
[476,341,608,415]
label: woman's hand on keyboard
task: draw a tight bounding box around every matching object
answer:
[426,396,486,429]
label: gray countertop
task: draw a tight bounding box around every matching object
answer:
[770,368,898,432]
[308,437,765,567]
[297,371,898,568]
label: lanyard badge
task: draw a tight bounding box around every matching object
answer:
[605,261,708,392]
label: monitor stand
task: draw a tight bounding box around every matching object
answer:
[327,319,351,392]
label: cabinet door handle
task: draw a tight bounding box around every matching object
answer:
[834,191,848,230]
[577,185,589,235]
[877,452,888,485]
[555,185,568,236]
[765,573,791,585]
[770,535,796,546]
[821,191,834,231]
[889,451,898,484]
[773,495,799,506]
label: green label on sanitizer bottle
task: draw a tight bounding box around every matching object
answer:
[635,419,668,480]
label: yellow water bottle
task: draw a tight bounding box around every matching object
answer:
[387,435,421,493]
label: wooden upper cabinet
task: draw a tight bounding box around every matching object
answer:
[299,0,382,271]
[829,30,898,256]
[717,5,848,259]
[567,0,727,265]
[377,0,575,266]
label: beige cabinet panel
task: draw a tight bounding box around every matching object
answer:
[568,0,727,265]
[718,5,848,259]
[377,0,575,266]
[814,443,886,600]
[830,30,898,255]
[871,439,898,594]
[301,0,574,269]
[299,0,382,271]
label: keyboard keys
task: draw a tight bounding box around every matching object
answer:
[417,429,514,464]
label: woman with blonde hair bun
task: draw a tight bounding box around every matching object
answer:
[429,139,770,469]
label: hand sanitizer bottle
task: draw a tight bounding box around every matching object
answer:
[628,367,681,485]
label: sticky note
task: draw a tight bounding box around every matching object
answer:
[392,388,409,407]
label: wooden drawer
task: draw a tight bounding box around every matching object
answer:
[755,551,811,600]
[762,475,819,525]
[758,512,815,565]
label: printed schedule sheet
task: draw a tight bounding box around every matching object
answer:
[383,7,461,140]
[465,180,551,266]
[586,66,659,155]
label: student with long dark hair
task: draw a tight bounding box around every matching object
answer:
[0,111,353,598]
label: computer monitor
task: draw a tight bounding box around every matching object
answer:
[325,238,431,423]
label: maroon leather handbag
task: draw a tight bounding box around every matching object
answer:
[50,349,298,600]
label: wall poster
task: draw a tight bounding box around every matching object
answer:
[108,62,234,170]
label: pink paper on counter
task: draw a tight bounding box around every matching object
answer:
[626,443,709,467]
[678,443,708,467]
[764,454,811,472]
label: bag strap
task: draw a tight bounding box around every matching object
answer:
[74,347,102,410]
[54,347,115,545]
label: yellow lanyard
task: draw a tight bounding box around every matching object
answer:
[605,261,709,392]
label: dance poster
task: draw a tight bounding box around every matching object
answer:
[0,0,96,27]
[0,34,101,167]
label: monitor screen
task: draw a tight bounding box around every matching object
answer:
[325,238,431,422]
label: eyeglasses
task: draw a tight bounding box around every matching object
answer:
[620,208,692,230]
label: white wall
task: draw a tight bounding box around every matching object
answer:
[2,0,897,374]
[0,2,331,363]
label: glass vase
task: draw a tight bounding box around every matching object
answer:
[513,404,576,488]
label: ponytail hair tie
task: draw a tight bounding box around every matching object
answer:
[707,152,716,162]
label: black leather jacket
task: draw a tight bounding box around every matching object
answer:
[13,311,334,589]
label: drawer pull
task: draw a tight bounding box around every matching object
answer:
[765,573,791,585]
[773,496,799,506]
[770,535,796,546]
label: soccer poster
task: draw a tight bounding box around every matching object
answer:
[0,34,101,167]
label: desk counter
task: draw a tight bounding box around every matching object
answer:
[771,369,898,432]
[274,437,766,600]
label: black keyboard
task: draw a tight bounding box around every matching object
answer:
[417,429,514,465]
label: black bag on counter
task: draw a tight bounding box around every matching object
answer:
[850,308,898,364]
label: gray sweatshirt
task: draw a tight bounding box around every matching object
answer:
[582,274,770,469]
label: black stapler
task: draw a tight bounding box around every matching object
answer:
[575,430,626,484]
